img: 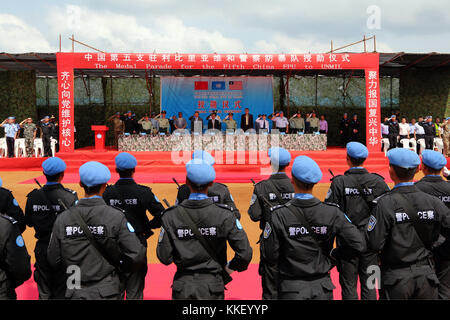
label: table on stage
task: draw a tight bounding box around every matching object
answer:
[118,133,327,152]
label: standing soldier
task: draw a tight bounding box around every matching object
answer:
[325,142,390,300]
[138,114,153,135]
[39,116,55,157]
[262,156,365,300]
[1,117,20,158]
[47,161,146,300]
[120,111,139,134]
[248,147,294,299]
[156,111,170,134]
[289,111,305,134]
[175,150,241,219]
[415,150,450,299]
[50,116,59,153]
[0,207,32,300]
[103,152,165,300]
[108,112,125,148]
[0,176,26,233]
[157,159,252,300]
[19,118,37,157]
[367,148,450,299]
[349,114,361,142]
[423,116,436,150]
[25,157,78,299]
[339,113,350,147]
[442,118,450,157]
[150,112,159,135]
[223,113,237,131]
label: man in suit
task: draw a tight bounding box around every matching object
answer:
[189,111,203,133]
[207,112,221,130]
[240,108,254,131]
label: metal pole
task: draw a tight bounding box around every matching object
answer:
[59,34,61,52]
[72,34,74,52]
[363,35,366,53]
[373,35,377,52]
[331,40,333,53]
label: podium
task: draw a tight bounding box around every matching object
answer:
[91,125,109,152]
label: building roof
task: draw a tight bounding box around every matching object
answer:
[0,52,448,78]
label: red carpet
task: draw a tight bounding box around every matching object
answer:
[15,147,393,184]
[16,264,357,300]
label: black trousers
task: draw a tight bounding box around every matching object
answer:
[338,251,378,300]
[259,239,279,299]
[171,273,224,300]
[425,135,434,150]
[416,134,425,154]
[278,275,335,300]
[42,134,52,157]
[6,137,15,158]
[435,257,450,299]
[388,134,398,150]
[276,127,287,133]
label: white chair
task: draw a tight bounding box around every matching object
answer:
[408,138,417,153]
[14,138,26,158]
[381,138,390,155]
[34,138,44,157]
[434,138,444,154]
[0,138,6,158]
[400,138,416,153]
[417,138,426,155]
[50,137,58,157]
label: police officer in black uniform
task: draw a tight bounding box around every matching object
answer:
[157,159,252,300]
[0,213,31,300]
[248,147,294,299]
[25,157,78,299]
[388,115,400,150]
[0,177,26,234]
[262,155,365,300]
[48,161,146,300]
[415,150,450,299]
[339,113,350,147]
[120,111,139,134]
[367,148,450,299]
[103,152,164,300]
[325,142,390,300]
[175,150,240,219]
[39,116,56,157]
[423,116,436,150]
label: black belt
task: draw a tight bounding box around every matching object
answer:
[387,258,433,270]
[281,273,329,282]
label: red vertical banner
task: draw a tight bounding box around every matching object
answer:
[365,68,381,153]
[57,53,75,153]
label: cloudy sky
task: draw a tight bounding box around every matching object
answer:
[0,0,449,54]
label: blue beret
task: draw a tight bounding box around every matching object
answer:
[446,117,450,121]
[347,142,368,159]
[79,161,111,187]
[115,152,137,170]
[387,148,420,169]
[422,150,447,170]
[192,150,215,166]
[186,159,216,185]
[268,147,291,167]
[42,157,66,175]
[8,116,15,120]
[43,116,50,119]
[291,155,322,184]
[390,115,396,119]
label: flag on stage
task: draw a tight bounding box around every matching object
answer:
[211,81,226,90]
[229,81,243,90]
[194,81,208,90]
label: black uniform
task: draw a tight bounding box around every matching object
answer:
[102,178,164,300]
[367,184,450,299]
[25,183,78,299]
[248,173,295,299]
[339,117,350,146]
[415,175,450,299]
[157,198,253,300]
[325,168,390,300]
[120,116,139,134]
[349,119,361,142]
[47,197,146,300]
[39,122,55,157]
[388,120,399,150]
[0,215,32,299]
[262,197,365,300]
[423,122,436,150]
[176,183,241,219]
[0,187,26,233]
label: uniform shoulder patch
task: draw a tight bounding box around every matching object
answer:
[158,227,165,242]
[215,203,233,211]
[235,219,243,230]
[367,215,377,231]
[269,204,284,212]
[263,222,272,239]
[0,214,18,225]
[16,235,25,247]
[127,222,135,233]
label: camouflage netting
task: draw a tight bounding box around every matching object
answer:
[3,69,448,148]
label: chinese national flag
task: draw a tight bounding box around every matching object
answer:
[229,81,243,90]
[194,81,208,90]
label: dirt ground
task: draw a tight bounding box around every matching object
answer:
[1,170,403,264]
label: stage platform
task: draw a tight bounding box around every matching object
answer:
[0,146,393,184]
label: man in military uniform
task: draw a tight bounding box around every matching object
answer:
[262,155,365,300]
[415,150,450,299]
[367,148,450,299]
[19,118,37,157]
[0,210,32,300]
[156,111,170,134]
[339,113,350,147]
[289,111,305,134]
[108,112,125,148]
[48,161,146,300]
[223,113,237,131]
[157,159,252,300]
[248,147,294,299]
[39,116,56,157]
[0,177,26,233]
[325,142,390,300]
[306,111,319,133]
[138,114,153,135]
[175,150,240,219]
[25,157,78,299]
[103,152,164,300]
[423,116,437,150]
